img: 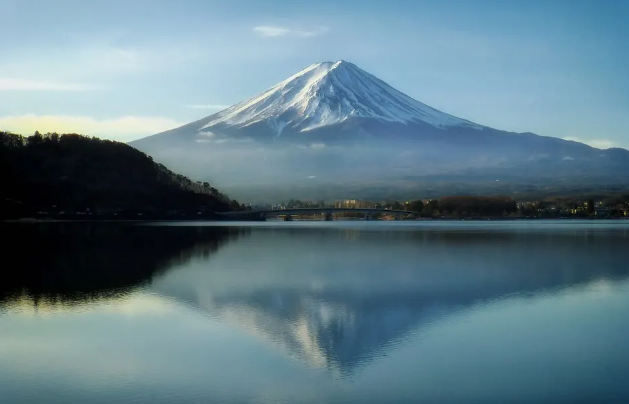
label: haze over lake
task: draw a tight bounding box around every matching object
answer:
[1,221,629,404]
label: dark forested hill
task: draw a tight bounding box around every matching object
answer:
[0,131,240,219]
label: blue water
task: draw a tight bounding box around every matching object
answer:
[1,220,628,403]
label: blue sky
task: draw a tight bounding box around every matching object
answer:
[0,0,627,148]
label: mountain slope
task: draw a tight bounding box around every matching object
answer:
[0,131,238,218]
[203,60,481,132]
[130,60,629,202]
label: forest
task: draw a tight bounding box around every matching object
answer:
[409,195,627,218]
[0,131,243,219]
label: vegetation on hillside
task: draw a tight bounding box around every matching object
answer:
[0,131,243,219]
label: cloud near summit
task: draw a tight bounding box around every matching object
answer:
[253,25,329,38]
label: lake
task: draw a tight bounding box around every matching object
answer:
[1,220,629,404]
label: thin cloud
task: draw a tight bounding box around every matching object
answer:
[75,46,201,75]
[186,104,230,110]
[0,78,97,91]
[0,114,183,142]
[310,143,326,150]
[85,47,144,72]
[212,137,254,144]
[0,44,201,84]
[563,137,620,150]
[253,25,329,38]
[297,26,329,37]
[253,26,290,37]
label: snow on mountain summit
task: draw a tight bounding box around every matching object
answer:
[201,60,481,134]
[130,59,629,201]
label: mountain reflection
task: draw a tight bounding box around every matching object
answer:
[148,226,629,375]
[0,222,244,310]
[3,223,629,377]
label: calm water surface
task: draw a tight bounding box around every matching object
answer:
[1,220,629,404]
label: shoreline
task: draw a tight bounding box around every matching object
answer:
[2,216,627,224]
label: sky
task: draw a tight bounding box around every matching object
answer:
[0,0,627,149]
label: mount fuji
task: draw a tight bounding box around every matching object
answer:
[131,61,629,202]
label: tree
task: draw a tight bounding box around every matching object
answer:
[229,199,241,211]
[436,196,517,217]
[422,199,439,216]
[28,131,43,146]
[407,199,424,213]
[587,199,595,214]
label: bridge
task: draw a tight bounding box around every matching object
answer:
[216,208,420,221]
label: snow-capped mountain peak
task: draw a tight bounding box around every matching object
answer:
[131,60,629,202]
[201,60,481,134]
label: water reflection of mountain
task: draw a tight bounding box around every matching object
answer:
[0,222,244,308]
[149,226,629,375]
[3,223,628,376]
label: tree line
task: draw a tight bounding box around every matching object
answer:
[403,195,626,218]
[282,195,627,218]
[0,131,244,219]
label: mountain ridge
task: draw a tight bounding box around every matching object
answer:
[130,60,629,202]
[201,60,482,133]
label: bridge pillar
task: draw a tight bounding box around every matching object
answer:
[324,213,333,221]
[283,215,293,222]
[394,214,400,221]
[365,213,371,221]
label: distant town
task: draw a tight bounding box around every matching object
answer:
[6,195,628,221]
[247,196,629,220]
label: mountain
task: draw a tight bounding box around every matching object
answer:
[0,131,240,219]
[187,60,482,135]
[130,60,629,202]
